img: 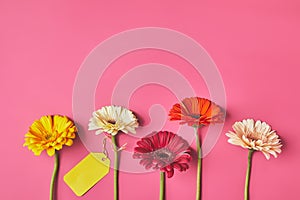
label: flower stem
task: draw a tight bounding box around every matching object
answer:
[195,127,202,200]
[160,172,165,200]
[244,149,254,200]
[112,136,119,200]
[50,151,59,200]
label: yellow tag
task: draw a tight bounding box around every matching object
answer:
[64,153,110,196]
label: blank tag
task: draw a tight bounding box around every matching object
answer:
[64,153,110,196]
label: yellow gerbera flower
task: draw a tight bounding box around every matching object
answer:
[88,105,139,136]
[226,119,282,160]
[24,115,77,156]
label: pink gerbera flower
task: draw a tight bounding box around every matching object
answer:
[133,131,191,178]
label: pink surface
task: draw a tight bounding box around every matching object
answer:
[1,0,300,200]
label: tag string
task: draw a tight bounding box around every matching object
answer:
[103,136,127,159]
[102,137,109,159]
[110,141,127,152]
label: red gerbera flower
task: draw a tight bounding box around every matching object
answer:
[133,131,191,178]
[169,97,224,127]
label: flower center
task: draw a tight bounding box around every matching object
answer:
[157,152,170,158]
[107,120,116,124]
[189,114,201,119]
[44,132,55,140]
[247,132,264,141]
[153,148,174,161]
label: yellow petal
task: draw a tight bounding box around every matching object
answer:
[47,147,55,156]
[40,116,53,133]
[65,139,73,146]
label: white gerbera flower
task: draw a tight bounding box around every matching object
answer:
[88,105,139,136]
[226,119,282,160]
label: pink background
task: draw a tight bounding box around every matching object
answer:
[1,0,300,200]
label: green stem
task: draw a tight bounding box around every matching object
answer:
[160,172,165,200]
[50,151,59,200]
[195,127,202,200]
[244,149,254,200]
[112,136,119,200]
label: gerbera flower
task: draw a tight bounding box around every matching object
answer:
[23,115,77,156]
[226,119,282,160]
[89,105,138,200]
[226,119,282,200]
[133,131,191,178]
[23,115,77,200]
[169,97,224,127]
[88,105,138,136]
[169,97,225,200]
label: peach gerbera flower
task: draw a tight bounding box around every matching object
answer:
[23,115,77,156]
[169,97,224,127]
[226,119,282,159]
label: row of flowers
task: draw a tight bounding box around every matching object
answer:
[23,97,282,200]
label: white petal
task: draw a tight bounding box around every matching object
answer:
[262,151,271,160]
[95,130,103,135]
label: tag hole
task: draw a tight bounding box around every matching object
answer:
[102,157,106,161]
